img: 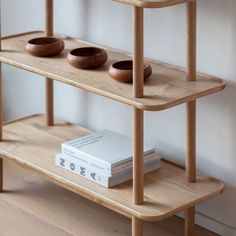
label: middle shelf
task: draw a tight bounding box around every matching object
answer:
[0,114,224,222]
[0,31,225,111]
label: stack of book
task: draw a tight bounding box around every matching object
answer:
[55,130,161,187]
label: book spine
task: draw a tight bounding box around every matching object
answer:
[55,153,110,187]
[61,143,111,175]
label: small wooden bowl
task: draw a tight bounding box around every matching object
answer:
[108,60,152,83]
[67,47,108,69]
[26,37,65,57]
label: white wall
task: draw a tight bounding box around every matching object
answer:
[2,0,236,235]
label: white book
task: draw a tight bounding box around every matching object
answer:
[59,151,158,177]
[56,153,161,188]
[62,130,155,175]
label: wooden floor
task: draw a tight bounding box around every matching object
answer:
[0,160,219,236]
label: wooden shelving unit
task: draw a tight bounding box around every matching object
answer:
[0,1,226,236]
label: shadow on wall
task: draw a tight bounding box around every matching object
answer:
[54,0,92,126]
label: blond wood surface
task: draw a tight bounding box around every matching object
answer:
[0,115,224,221]
[45,0,53,36]
[133,6,144,98]
[0,200,71,236]
[186,2,197,234]
[0,160,218,236]
[113,0,195,8]
[46,78,54,125]
[186,101,196,236]
[133,6,144,207]
[45,0,54,126]
[187,0,196,82]
[133,108,144,204]
[132,216,143,236]
[185,207,196,236]
[186,101,196,182]
[0,32,226,111]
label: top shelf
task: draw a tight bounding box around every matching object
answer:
[0,31,225,111]
[113,0,195,8]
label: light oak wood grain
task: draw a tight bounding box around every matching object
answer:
[133,6,144,209]
[0,199,71,236]
[0,32,226,111]
[185,1,197,234]
[133,108,144,205]
[45,0,54,126]
[0,115,224,222]
[1,160,218,236]
[133,6,144,98]
[45,0,53,36]
[132,216,143,236]
[113,0,195,8]
[186,100,196,183]
[186,0,196,82]
[185,207,195,236]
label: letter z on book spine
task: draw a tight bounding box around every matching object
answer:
[56,153,111,187]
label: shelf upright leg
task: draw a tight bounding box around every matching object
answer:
[45,0,54,126]
[0,0,3,192]
[132,6,144,236]
[185,1,197,236]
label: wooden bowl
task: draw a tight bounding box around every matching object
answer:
[26,37,65,57]
[108,60,152,83]
[67,47,108,69]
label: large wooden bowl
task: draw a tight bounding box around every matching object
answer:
[26,37,65,57]
[108,60,152,83]
[67,47,108,69]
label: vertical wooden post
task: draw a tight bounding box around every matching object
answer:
[133,108,144,205]
[133,5,144,205]
[185,1,197,236]
[132,216,143,236]
[45,0,54,126]
[132,6,144,236]
[185,207,195,236]
[133,6,144,99]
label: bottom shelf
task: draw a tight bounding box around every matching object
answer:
[0,115,224,222]
[1,160,217,236]
[0,161,216,236]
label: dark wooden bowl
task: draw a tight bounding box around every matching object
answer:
[67,47,108,69]
[26,37,65,57]
[108,60,152,83]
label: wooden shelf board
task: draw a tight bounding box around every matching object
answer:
[113,0,194,8]
[0,160,218,236]
[0,115,224,222]
[0,31,226,111]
